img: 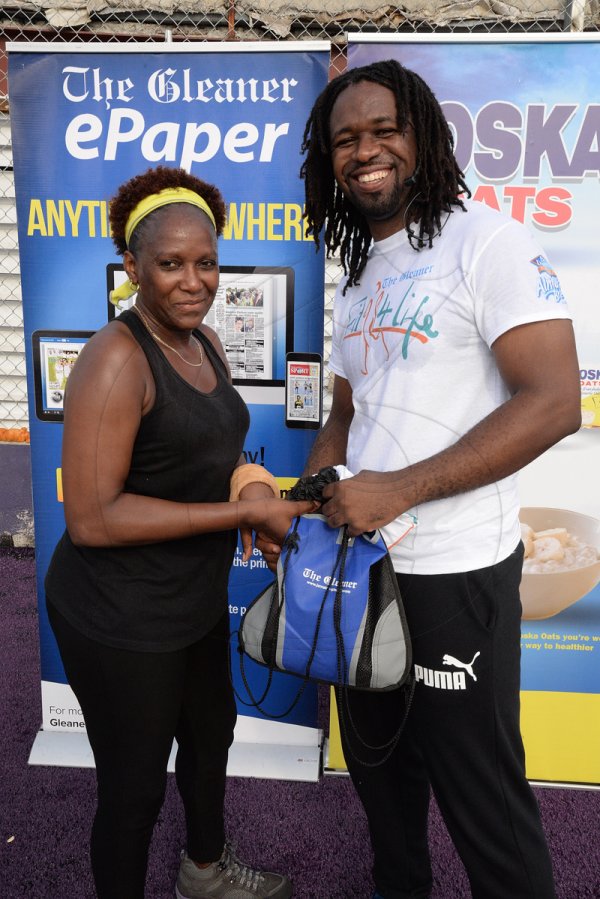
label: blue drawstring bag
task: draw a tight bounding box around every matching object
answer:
[238,512,412,693]
[234,467,415,765]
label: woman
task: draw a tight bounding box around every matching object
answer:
[45,165,312,899]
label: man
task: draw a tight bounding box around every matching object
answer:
[258,60,581,899]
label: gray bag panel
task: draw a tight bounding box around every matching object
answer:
[369,603,410,690]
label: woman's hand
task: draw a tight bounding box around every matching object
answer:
[237,483,280,561]
[254,531,283,572]
[239,497,317,564]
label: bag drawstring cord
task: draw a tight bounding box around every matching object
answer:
[233,517,347,720]
[332,528,416,768]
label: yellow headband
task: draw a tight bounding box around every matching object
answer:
[124,186,217,247]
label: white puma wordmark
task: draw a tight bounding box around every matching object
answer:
[414,651,481,691]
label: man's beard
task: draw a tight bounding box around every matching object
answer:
[344,177,407,224]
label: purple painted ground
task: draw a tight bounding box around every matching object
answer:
[1,548,598,898]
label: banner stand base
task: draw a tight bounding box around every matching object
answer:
[28,729,322,782]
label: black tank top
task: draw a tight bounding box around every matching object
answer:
[45,309,250,651]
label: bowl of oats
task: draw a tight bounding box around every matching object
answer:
[519,507,600,619]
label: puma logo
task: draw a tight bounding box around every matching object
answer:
[442,652,481,682]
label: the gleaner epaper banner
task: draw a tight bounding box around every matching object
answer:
[8,42,330,777]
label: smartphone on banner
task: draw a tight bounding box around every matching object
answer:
[285,352,322,429]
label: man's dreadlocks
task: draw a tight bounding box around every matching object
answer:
[300,59,471,292]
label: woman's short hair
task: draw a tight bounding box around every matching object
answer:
[109,165,227,255]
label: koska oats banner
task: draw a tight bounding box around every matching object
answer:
[327,34,600,786]
[8,41,330,779]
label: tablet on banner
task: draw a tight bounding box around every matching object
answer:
[31,330,94,422]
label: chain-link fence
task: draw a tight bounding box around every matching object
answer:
[1,1,598,431]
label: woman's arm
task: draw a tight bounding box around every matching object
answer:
[61,324,310,547]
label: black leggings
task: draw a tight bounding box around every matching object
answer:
[47,603,237,899]
[341,545,556,899]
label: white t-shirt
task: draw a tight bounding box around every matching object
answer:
[328,199,572,574]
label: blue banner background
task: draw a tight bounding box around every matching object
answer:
[9,44,330,730]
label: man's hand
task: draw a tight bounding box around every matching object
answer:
[320,470,405,536]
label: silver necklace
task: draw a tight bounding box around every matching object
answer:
[133,304,204,368]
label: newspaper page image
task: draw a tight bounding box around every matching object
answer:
[206,272,273,380]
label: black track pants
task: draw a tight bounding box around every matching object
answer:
[341,544,556,899]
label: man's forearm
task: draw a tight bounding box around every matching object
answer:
[303,419,348,475]
[320,383,581,536]
[304,374,354,475]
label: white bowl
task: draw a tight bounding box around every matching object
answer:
[519,507,600,620]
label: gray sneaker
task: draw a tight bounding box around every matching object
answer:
[175,842,293,899]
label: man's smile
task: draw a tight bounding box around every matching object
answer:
[356,169,391,185]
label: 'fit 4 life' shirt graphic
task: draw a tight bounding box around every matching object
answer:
[329,200,571,576]
[344,263,439,375]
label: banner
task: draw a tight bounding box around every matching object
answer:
[326,34,600,785]
[8,41,330,779]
